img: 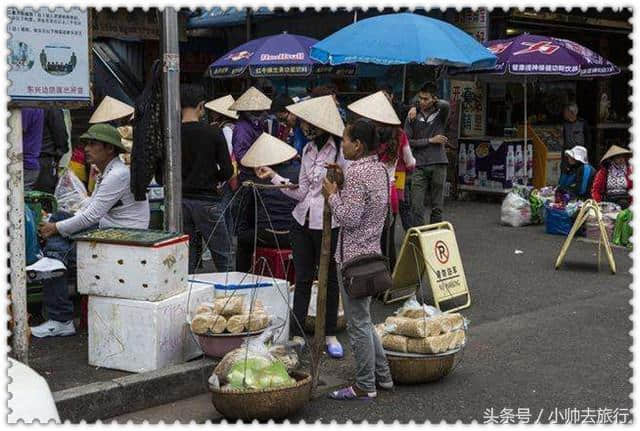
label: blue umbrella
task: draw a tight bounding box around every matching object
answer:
[310,12,496,68]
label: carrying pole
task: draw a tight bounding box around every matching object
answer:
[161,7,183,232]
[523,76,528,184]
[8,109,29,364]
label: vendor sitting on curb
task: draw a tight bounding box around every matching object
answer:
[32,124,150,338]
[591,144,633,209]
[557,145,595,200]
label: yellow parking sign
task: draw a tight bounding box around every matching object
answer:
[389,222,471,312]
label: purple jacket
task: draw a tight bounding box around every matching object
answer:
[231,117,264,162]
[22,108,45,170]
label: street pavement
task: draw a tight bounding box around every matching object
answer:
[109,199,633,424]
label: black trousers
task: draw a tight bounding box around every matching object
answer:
[289,220,340,337]
[381,213,397,271]
[236,228,292,273]
[34,155,59,194]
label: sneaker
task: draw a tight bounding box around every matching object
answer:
[376,380,395,391]
[31,320,76,338]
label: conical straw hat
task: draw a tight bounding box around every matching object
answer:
[205,95,239,120]
[348,91,401,125]
[229,87,272,112]
[89,96,134,124]
[601,145,632,163]
[118,126,133,152]
[240,133,298,168]
[286,95,345,137]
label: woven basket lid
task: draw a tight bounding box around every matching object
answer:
[286,95,345,137]
[117,126,133,151]
[240,133,298,168]
[347,91,401,125]
[229,87,272,112]
[205,95,239,120]
[601,144,632,163]
[89,96,134,124]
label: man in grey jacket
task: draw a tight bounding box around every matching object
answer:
[404,82,450,226]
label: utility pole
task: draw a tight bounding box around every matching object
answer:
[161,7,182,232]
[8,110,28,364]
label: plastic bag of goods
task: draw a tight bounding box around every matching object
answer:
[192,297,270,335]
[544,203,573,236]
[613,209,633,248]
[268,344,299,371]
[54,170,88,212]
[529,190,544,225]
[501,191,532,227]
[214,330,296,390]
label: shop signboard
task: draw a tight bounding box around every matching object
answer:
[450,7,489,138]
[457,137,532,193]
[8,7,91,107]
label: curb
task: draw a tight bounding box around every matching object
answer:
[53,358,217,423]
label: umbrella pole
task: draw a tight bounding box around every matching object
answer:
[523,76,528,185]
[402,65,407,103]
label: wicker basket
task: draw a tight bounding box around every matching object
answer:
[387,350,461,384]
[210,371,312,421]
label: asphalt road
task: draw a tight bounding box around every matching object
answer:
[109,200,633,424]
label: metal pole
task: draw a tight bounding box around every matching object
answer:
[523,76,528,185]
[354,8,358,23]
[8,109,29,364]
[246,7,252,42]
[401,65,407,103]
[161,7,182,232]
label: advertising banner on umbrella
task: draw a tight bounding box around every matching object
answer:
[8,7,91,106]
[208,33,356,78]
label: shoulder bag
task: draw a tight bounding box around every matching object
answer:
[339,166,393,299]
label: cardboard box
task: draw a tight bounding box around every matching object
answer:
[88,284,213,373]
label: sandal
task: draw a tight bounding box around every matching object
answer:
[328,386,377,401]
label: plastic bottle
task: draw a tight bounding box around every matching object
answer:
[467,144,476,179]
[458,143,467,178]
[515,144,524,183]
[506,146,515,182]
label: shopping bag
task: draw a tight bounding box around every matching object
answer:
[544,204,573,236]
[501,191,531,227]
[54,170,88,212]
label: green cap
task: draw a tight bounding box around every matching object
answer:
[79,123,129,152]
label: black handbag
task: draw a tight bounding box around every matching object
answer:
[339,167,393,299]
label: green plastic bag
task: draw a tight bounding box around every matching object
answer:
[613,209,633,248]
[227,357,294,390]
[529,191,544,225]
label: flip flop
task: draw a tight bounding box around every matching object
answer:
[328,386,377,401]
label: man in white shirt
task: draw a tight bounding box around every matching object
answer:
[33,124,149,338]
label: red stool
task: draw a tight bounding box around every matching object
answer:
[253,248,295,284]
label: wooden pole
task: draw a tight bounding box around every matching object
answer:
[8,109,29,364]
[310,192,333,396]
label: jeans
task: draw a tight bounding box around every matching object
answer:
[42,211,97,322]
[338,265,392,392]
[236,228,292,273]
[24,168,40,192]
[220,182,236,236]
[289,220,340,337]
[411,164,447,226]
[182,198,232,273]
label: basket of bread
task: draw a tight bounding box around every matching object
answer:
[375,297,468,384]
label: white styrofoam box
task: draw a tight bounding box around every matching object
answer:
[88,284,214,373]
[77,236,188,301]
[188,272,292,344]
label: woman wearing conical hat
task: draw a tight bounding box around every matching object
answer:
[235,133,300,272]
[347,90,416,269]
[256,95,347,359]
[591,145,632,208]
[229,86,272,164]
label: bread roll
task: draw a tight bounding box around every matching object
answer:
[382,334,408,353]
[435,313,464,333]
[209,314,227,334]
[195,303,215,315]
[214,296,245,317]
[406,332,459,354]
[448,330,466,350]
[246,313,270,331]
[226,315,249,333]
[385,316,439,338]
[374,323,386,339]
[191,314,211,334]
